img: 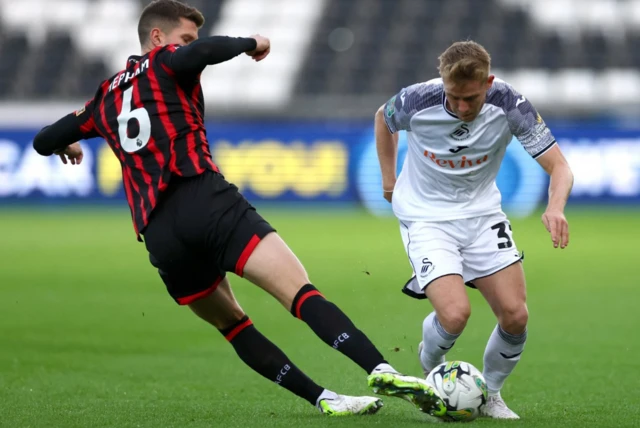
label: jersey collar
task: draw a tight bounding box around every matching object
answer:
[127,55,142,66]
[441,92,459,119]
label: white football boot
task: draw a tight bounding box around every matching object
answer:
[317,394,383,416]
[480,393,520,419]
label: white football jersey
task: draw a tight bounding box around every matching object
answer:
[383,77,556,221]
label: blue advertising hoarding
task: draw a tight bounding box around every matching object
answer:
[1,122,639,216]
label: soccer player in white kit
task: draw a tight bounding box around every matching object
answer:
[374,41,574,419]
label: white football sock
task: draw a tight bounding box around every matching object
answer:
[483,325,527,395]
[420,312,460,370]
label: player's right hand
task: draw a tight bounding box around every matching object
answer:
[383,190,393,203]
[54,142,83,165]
[541,209,569,249]
[247,34,270,62]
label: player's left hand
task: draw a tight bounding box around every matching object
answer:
[541,209,569,249]
[54,142,83,165]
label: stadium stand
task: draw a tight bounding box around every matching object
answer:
[298,0,640,110]
[0,0,224,99]
[1,0,640,118]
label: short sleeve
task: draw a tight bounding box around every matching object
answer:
[383,82,443,133]
[491,81,557,158]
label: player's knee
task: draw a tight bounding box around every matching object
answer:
[189,299,246,331]
[438,303,471,334]
[499,304,528,334]
[208,311,246,331]
[216,307,247,331]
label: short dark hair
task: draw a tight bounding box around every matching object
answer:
[138,0,205,45]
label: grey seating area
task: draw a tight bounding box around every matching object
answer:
[0,0,637,109]
[0,0,224,99]
[295,0,639,96]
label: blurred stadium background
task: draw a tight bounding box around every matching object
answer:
[0,0,639,213]
[1,1,639,427]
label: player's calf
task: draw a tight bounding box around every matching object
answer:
[188,278,245,329]
[291,284,392,374]
[473,262,528,397]
[419,312,461,377]
[219,315,385,416]
[185,280,325,408]
[218,315,325,405]
[482,325,527,396]
[242,233,397,376]
[418,276,469,377]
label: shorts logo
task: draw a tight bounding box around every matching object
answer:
[420,258,433,277]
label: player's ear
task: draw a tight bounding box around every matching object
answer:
[486,74,495,88]
[150,28,164,47]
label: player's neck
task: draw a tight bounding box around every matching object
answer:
[140,43,156,56]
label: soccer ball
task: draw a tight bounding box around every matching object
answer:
[425,361,488,422]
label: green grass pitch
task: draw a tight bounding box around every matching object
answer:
[1,207,638,427]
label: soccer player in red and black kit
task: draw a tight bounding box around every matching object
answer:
[32,0,447,418]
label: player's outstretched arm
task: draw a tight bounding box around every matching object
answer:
[535,145,574,249]
[33,100,98,164]
[33,115,87,156]
[374,105,399,203]
[165,35,270,75]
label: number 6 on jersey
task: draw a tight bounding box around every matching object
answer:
[117,86,151,153]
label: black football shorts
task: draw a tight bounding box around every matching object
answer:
[142,170,275,305]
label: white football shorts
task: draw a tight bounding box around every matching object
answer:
[399,211,523,299]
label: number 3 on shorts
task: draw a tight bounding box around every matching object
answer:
[491,222,513,249]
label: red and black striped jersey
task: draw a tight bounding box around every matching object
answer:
[75,44,219,239]
[33,37,257,240]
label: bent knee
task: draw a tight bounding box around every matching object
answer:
[499,305,529,334]
[437,304,471,334]
[215,306,247,331]
[189,298,246,331]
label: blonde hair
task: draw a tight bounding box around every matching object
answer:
[438,41,491,82]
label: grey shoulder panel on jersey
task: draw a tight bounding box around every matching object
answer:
[485,79,524,113]
[485,78,556,158]
[384,80,444,133]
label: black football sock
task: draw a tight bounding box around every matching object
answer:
[291,284,388,374]
[220,316,325,405]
